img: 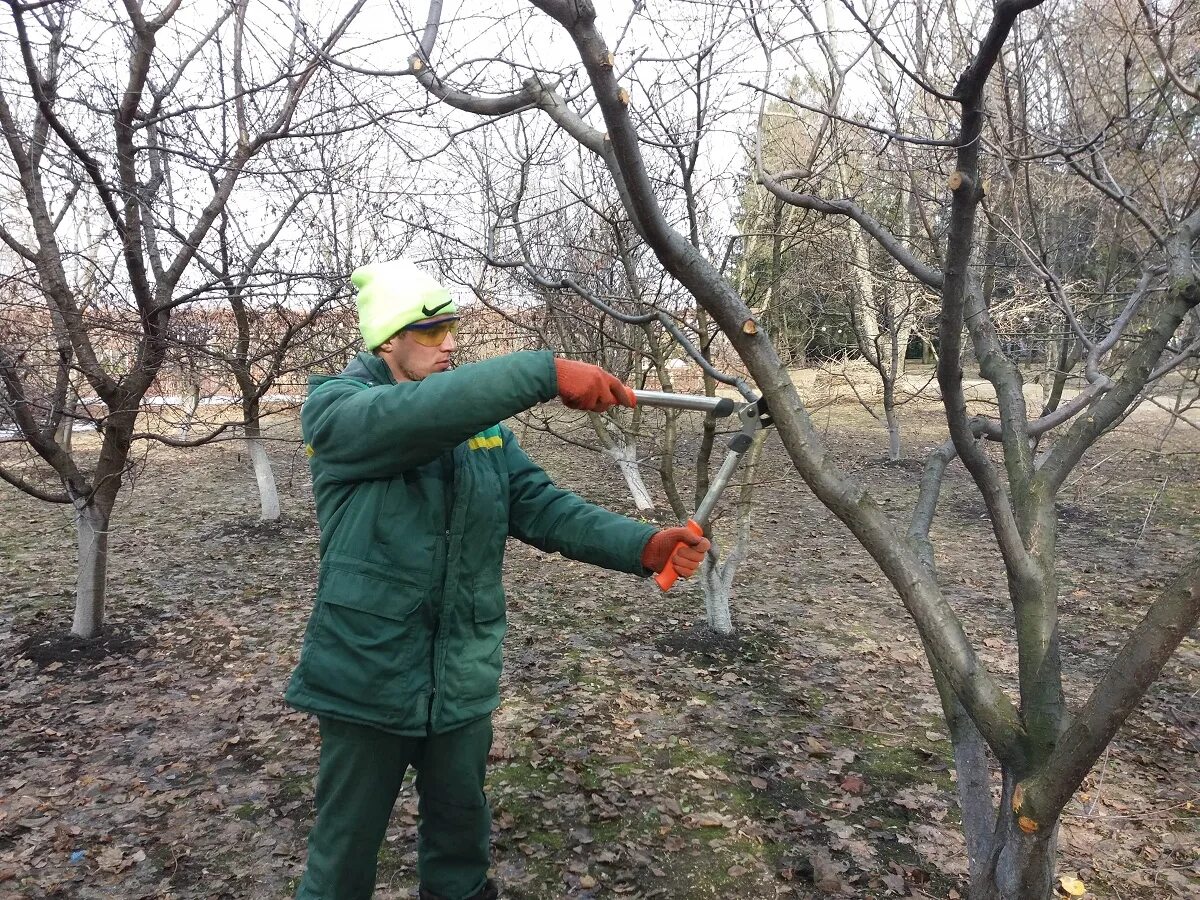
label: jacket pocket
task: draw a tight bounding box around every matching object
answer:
[474,582,506,623]
[463,451,509,588]
[320,553,427,619]
[437,583,507,705]
[299,555,432,720]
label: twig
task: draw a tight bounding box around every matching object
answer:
[1133,477,1168,549]
[824,722,910,740]
[1061,795,1199,821]
[1064,451,1126,490]
[1086,745,1109,816]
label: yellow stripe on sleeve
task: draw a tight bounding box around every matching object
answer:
[467,435,503,451]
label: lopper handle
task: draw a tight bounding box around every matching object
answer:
[653,519,706,591]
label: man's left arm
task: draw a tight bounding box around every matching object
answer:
[502,427,655,576]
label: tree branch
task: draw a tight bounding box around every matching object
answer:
[1018,554,1200,824]
[758,171,944,289]
[524,0,1028,766]
[0,463,70,503]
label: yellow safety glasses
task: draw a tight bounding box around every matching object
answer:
[405,319,459,347]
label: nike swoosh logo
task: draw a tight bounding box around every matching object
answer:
[421,300,452,317]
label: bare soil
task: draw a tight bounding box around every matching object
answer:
[0,405,1196,899]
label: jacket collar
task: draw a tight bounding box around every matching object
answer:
[308,351,396,392]
[338,351,396,386]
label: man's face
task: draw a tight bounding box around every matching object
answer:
[376,316,458,383]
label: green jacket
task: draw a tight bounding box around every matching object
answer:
[285,350,656,735]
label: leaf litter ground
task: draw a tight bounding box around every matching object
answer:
[0,406,1196,899]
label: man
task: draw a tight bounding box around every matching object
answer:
[287,259,710,900]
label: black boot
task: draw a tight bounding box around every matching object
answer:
[419,878,498,900]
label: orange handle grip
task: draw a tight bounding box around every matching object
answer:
[653,519,705,591]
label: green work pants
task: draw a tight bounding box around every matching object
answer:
[295,715,493,900]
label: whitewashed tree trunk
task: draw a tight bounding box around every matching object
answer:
[247,435,281,521]
[72,502,109,639]
[848,228,881,352]
[54,393,77,454]
[590,411,656,512]
[178,381,200,439]
[895,315,914,377]
[695,431,768,635]
[699,555,733,634]
[885,399,901,461]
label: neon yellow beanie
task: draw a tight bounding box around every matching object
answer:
[352,259,458,350]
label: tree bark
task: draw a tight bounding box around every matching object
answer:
[247,435,280,522]
[179,380,200,439]
[699,557,734,634]
[72,501,110,638]
[883,376,900,461]
[606,442,654,512]
[54,392,76,453]
[970,773,1057,900]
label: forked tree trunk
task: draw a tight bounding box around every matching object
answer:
[590,411,656,513]
[72,501,110,639]
[694,430,768,635]
[969,775,1058,900]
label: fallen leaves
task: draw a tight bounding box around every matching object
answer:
[1058,873,1088,896]
[1,421,1197,899]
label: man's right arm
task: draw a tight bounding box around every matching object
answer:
[302,351,558,481]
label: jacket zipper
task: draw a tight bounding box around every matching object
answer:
[428,523,449,727]
[430,449,456,731]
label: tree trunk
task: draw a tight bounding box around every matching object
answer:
[970,775,1058,900]
[179,381,200,439]
[657,409,687,520]
[54,393,77,454]
[849,228,881,353]
[694,310,718,508]
[247,435,281,521]
[698,556,733,635]
[894,317,913,377]
[606,442,654,512]
[883,377,901,461]
[72,501,110,639]
[588,410,655,513]
[244,402,281,521]
[694,430,767,635]
[922,336,936,364]
[1152,383,1199,452]
[1042,329,1080,416]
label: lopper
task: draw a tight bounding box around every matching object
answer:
[630,389,773,590]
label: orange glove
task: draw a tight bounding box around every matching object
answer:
[554,358,637,413]
[641,526,711,578]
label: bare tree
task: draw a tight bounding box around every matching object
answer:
[348,0,1197,896]
[377,93,766,634]
[0,0,364,637]
[177,137,375,521]
[744,14,937,460]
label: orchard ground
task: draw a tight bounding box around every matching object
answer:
[0,401,1196,899]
